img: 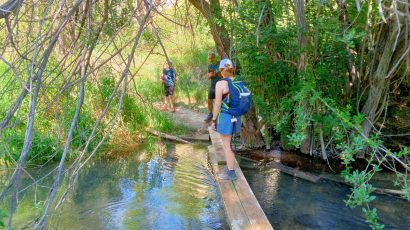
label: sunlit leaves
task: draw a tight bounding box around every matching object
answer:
[363,208,385,230]
[336,28,366,48]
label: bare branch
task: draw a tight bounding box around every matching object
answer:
[0,0,23,19]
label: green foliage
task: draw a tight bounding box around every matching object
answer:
[0,208,7,227]
[394,172,410,201]
[1,128,63,164]
[102,0,134,37]
[221,0,410,228]
[69,108,103,151]
[143,134,157,157]
[0,63,20,119]
[99,73,116,104]
[336,28,366,48]
[122,93,147,131]
[148,109,189,135]
[363,208,385,230]
[345,170,376,207]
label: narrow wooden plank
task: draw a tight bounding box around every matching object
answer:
[208,127,226,165]
[209,145,252,229]
[208,128,273,230]
[218,178,253,230]
[208,145,216,164]
[208,127,274,230]
[208,145,219,174]
[233,160,274,230]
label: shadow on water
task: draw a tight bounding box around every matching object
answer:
[0,143,228,229]
[240,159,410,230]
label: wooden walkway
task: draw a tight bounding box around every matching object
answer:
[208,127,273,230]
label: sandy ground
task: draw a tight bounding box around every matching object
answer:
[155,102,211,141]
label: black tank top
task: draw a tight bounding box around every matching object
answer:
[222,92,229,100]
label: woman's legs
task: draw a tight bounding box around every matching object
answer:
[220,134,235,170]
[171,94,176,111]
[161,85,168,110]
[166,96,171,108]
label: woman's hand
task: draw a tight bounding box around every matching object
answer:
[211,120,216,130]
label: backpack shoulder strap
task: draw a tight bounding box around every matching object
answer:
[221,78,234,88]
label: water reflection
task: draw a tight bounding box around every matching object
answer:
[0,143,227,229]
[242,162,410,230]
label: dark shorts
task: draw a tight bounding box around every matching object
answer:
[208,84,216,99]
[164,84,174,97]
[208,80,219,99]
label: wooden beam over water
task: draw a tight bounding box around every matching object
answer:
[208,128,226,165]
[208,127,273,230]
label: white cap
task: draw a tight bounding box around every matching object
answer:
[219,58,233,69]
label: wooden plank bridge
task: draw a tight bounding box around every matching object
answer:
[208,127,273,230]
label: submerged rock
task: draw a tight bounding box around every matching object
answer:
[268,150,283,158]
[294,214,335,229]
[294,214,322,228]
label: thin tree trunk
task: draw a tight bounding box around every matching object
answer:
[361,17,401,136]
[319,124,328,160]
[293,0,308,72]
[187,0,230,57]
[293,0,311,154]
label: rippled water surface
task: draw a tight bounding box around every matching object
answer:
[3,144,227,229]
[241,160,410,230]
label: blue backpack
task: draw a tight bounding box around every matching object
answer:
[223,78,252,117]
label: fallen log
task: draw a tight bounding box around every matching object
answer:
[319,174,406,197]
[146,128,191,144]
[180,134,210,142]
[374,188,406,196]
[239,155,406,198]
[270,162,321,183]
[237,155,320,183]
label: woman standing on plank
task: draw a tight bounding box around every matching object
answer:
[211,59,239,180]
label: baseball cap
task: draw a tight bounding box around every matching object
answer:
[219,58,233,69]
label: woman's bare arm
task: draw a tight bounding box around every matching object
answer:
[212,80,227,121]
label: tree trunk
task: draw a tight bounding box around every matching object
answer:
[336,0,359,103]
[187,0,230,58]
[240,106,264,148]
[293,0,308,72]
[361,16,404,137]
[293,0,311,154]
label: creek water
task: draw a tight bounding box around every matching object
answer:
[3,142,410,230]
[240,159,410,230]
[1,143,227,229]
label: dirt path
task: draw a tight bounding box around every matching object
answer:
[171,107,207,130]
[169,107,210,141]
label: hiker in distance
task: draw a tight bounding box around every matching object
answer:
[161,61,177,112]
[211,59,251,180]
[204,52,221,122]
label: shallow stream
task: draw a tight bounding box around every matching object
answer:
[1,143,227,229]
[241,159,410,230]
[2,142,410,229]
